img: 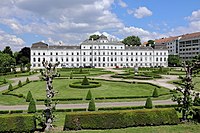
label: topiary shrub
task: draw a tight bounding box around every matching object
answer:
[70,72,73,79]
[82,76,90,85]
[8,83,13,91]
[26,91,33,102]
[145,97,153,109]
[0,114,36,132]
[152,88,159,97]
[26,77,30,83]
[86,90,92,100]
[28,98,36,113]
[18,80,22,87]
[63,108,179,130]
[3,78,7,84]
[69,81,101,89]
[88,98,96,111]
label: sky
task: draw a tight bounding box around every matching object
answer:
[0,0,200,51]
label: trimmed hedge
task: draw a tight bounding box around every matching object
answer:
[63,108,179,130]
[0,110,9,114]
[0,114,36,132]
[36,97,83,101]
[98,106,144,111]
[69,81,101,89]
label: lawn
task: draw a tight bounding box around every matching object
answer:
[0,78,170,105]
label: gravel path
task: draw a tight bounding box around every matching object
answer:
[0,99,175,111]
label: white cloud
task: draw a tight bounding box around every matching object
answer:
[186,10,200,21]
[128,6,152,19]
[118,0,127,8]
[0,29,25,51]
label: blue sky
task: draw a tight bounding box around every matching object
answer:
[0,0,200,51]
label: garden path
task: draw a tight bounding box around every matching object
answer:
[0,73,40,92]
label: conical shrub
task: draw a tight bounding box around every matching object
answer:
[82,76,89,85]
[26,77,30,83]
[28,98,36,113]
[70,72,73,79]
[152,88,159,97]
[86,90,92,100]
[18,80,22,87]
[88,98,96,111]
[145,97,153,109]
[8,83,13,91]
[26,91,33,102]
[3,78,7,84]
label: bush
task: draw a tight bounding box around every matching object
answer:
[69,81,101,89]
[0,114,36,132]
[98,106,144,111]
[193,107,200,122]
[0,110,9,114]
[10,110,23,114]
[88,98,96,111]
[18,80,22,87]
[3,78,7,84]
[8,83,13,91]
[70,72,73,79]
[26,77,30,83]
[152,88,159,97]
[82,76,90,85]
[155,104,178,108]
[63,108,179,130]
[86,90,92,100]
[145,97,153,109]
[26,91,33,102]
[28,98,36,113]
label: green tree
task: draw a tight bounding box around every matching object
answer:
[8,83,13,91]
[86,90,92,100]
[168,55,182,67]
[26,91,33,102]
[0,53,15,73]
[28,98,36,113]
[3,78,7,84]
[89,35,100,40]
[172,60,200,121]
[146,40,155,47]
[3,46,13,57]
[122,36,141,46]
[26,63,31,72]
[145,97,153,109]
[82,76,90,85]
[15,47,30,65]
[152,88,159,97]
[88,98,96,111]
[18,80,22,87]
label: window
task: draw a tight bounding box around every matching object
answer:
[103,57,105,61]
[33,58,36,62]
[83,52,85,55]
[107,57,109,61]
[126,58,128,61]
[50,58,53,62]
[121,52,123,55]
[43,58,45,62]
[83,58,86,61]
[38,53,40,55]
[56,52,58,55]
[136,58,138,61]
[131,58,133,61]
[72,52,74,55]
[126,52,128,55]
[140,52,142,55]
[56,58,58,61]
[33,53,35,55]
[156,58,158,61]
[90,58,92,61]
[66,53,68,55]
[61,58,63,62]
[99,57,101,62]
[111,58,113,61]
[160,58,162,61]
[77,58,79,61]
[38,58,40,62]
[115,58,117,61]
[145,52,147,55]
[121,58,123,61]
[115,52,117,55]
[43,53,45,55]
[77,52,79,55]
[136,53,138,55]
[66,58,68,61]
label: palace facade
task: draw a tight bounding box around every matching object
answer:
[31,35,168,69]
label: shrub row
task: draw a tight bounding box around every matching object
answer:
[0,114,36,132]
[69,81,101,89]
[98,106,144,111]
[63,108,179,130]
[155,104,178,108]
[36,97,83,101]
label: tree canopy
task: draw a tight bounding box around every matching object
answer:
[89,35,100,40]
[168,55,182,67]
[146,40,155,47]
[122,36,141,46]
[15,47,30,65]
[3,46,13,57]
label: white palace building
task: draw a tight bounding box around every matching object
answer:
[31,35,168,69]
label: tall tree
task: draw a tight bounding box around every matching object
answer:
[15,47,30,65]
[168,55,182,67]
[89,35,100,40]
[3,46,13,57]
[0,53,15,73]
[146,40,155,47]
[122,36,141,46]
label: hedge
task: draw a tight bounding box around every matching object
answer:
[36,97,83,101]
[63,108,179,130]
[69,81,101,89]
[193,107,200,122]
[0,110,9,114]
[98,106,144,111]
[0,114,36,132]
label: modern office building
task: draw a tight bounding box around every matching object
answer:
[31,35,168,69]
[155,32,200,60]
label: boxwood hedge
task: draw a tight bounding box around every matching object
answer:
[63,108,179,130]
[0,114,36,132]
[69,81,101,89]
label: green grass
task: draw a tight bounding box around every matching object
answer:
[0,79,170,105]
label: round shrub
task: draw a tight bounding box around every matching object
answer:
[69,81,101,89]
[88,98,96,111]
[3,78,7,84]
[86,90,92,100]
[152,88,159,97]
[28,98,36,113]
[82,76,89,85]
[26,77,30,83]
[145,97,153,109]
